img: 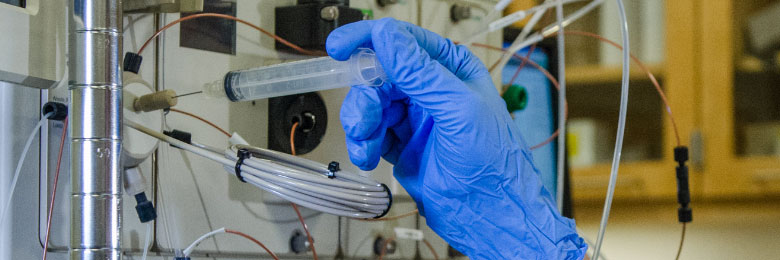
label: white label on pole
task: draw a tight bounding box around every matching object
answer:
[394,227,424,241]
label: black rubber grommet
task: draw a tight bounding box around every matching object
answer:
[42,102,68,121]
[374,183,393,219]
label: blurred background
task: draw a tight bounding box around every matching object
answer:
[503,0,780,259]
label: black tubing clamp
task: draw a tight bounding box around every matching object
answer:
[234,148,251,183]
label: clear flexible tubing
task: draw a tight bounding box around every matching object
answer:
[0,112,53,232]
[554,0,567,212]
[125,120,390,218]
[592,0,630,259]
[141,222,152,260]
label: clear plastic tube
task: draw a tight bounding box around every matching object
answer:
[205,48,386,102]
[0,112,52,232]
[141,222,152,260]
[592,0,630,258]
[555,0,567,212]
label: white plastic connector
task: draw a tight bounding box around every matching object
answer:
[229,132,249,146]
[123,167,146,196]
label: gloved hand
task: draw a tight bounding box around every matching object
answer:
[327,18,587,259]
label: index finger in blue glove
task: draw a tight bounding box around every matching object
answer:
[328,18,489,131]
[326,18,486,81]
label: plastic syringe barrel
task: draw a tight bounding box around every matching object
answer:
[220,48,386,102]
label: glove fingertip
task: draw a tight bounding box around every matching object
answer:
[326,20,375,60]
[346,138,382,171]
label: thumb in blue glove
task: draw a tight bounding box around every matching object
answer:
[327,18,587,260]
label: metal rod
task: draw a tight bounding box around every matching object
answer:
[68,0,123,259]
[173,90,203,98]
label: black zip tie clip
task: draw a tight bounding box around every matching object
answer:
[234,148,251,183]
[327,161,340,179]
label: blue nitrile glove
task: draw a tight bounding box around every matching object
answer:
[327,18,587,260]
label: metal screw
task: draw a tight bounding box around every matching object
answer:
[321,6,339,21]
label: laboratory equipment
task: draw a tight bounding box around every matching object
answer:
[204,48,386,102]
[126,120,393,219]
[275,0,364,51]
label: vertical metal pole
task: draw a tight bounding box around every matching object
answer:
[68,0,123,259]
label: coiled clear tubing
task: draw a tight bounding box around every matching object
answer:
[205,48,387,102]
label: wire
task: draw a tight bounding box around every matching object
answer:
[42,117,68,260]
[184,227,226,256]
[505,44,537,86]
[377,237,395,260]
[422,239,440,260]
[224,229,280,260]
[0,112,53,236]
[291,203,319,260]
[476,31,681,149]
[289,122,319,260]
[138,13,322,56]
[290,122,299,156]
[494,0,606,73]
[462,0,585,46]
[471,43,567,151]
[174,91,203,98]
[168,108,231,137]
[675,223,686,260]
[557,30,681,146]
[182,227,279,259]
[592,1,631,258]
[358,209,419,222]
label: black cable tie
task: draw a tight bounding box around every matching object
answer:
[374,183,393,219]
[326,161,340,179]
[42,102,68,121]
[234,149,251,183]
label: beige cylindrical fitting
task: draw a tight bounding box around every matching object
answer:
[133,90,178,112]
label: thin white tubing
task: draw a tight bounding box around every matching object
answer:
[235,144,381,187]
[463,0,584,45]
[227,150,383,192]
[555,0,567,212]
[0,112,52,232]
[126,120,390,218]
[183,227,226,256]
[226,154,389,204]
[592,0,630,259]
[495,0,606,73]
[542,0,605,37]
[141,222,152,260]
[518,0,550,45]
